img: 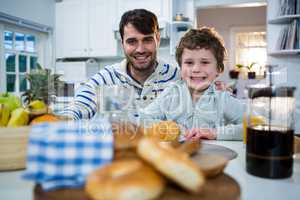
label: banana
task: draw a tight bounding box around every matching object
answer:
[27,100,48,115]
[0,103,10,126]
[7,108,29,127]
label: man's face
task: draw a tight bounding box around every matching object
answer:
[181,48,220,93]
[122,23,160,72]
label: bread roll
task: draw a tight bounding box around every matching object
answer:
[137,138,205,193]
[85,159,165,200]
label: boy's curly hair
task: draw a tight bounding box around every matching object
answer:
[175,27,227,73]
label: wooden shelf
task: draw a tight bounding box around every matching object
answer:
[268,14,300,24]
[171,21,193,26]
[268,49,300,56]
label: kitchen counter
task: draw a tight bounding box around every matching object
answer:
[0,141,299,200]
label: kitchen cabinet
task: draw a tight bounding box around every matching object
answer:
[55,0,197,58]
[115,0,195,55]
[116,0,171,24]
[55,60,99,83]
[169,0,195,55]
[55,0,118,58]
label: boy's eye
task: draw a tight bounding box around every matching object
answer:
[201,61,210,65]
[184,61,193,65]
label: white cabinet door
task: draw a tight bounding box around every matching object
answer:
[55,0,118,58]
[117,0,171,23]
[55,0,89,58]
[88,0,118,57]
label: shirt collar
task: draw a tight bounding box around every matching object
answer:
[117,58,170,82]
[181,80,216,96]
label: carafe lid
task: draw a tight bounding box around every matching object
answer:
[247,85,296,99]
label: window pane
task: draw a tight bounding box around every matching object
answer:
[4,31,13,49]
[19,55,27,72]
[26,35,36,52]
[15,32,25,51]
[235,31,267,69]
[6,74,16,92]
[5,53,16,72]
[19,74,27,92]
[30,56,38,70]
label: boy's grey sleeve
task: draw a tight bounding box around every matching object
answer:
[216,92,245,141]
[216,124,243,141]
[139,86,174,126]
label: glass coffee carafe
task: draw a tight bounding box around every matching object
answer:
[246,84,296,179]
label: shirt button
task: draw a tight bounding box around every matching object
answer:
[143,96,147,100]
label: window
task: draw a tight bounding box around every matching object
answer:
[2,29,39,93]
[231,26,267,78]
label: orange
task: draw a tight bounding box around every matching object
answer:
[30,114,60,125]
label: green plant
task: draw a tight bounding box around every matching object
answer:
[246,62,257,72]
[235,64,244,71]
[22,63,63,105]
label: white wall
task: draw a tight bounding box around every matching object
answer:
[197,6,266,82]
[0,0,55,27]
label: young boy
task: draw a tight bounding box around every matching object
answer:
[140,27,245,141]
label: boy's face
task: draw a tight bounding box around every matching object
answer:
[122,23,160,72]
[180,48,220,93]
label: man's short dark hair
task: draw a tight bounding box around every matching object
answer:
[119,9,159,40]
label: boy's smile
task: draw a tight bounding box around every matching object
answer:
[180,48,220,94]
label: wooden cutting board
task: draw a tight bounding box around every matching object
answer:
[34,173,240,200]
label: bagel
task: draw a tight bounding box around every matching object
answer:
[85,159,165,200]
[114,148,139,160]
[137,138,205,193]
[145,121,181,142]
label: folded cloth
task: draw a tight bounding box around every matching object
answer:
[22,118,113,191]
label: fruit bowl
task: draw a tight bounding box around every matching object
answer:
[0,126,31,171]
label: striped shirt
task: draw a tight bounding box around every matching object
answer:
[59,59,180,120]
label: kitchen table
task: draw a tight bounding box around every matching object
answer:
[0,141,299,200]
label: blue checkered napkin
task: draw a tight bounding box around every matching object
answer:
[22,118,114,191]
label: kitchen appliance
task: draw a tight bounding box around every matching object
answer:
[52,59,99,114]
[55,59,99,83]
[246,65,296,178]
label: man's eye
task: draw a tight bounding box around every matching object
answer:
[126,40,137,45]
[144,37,154,43]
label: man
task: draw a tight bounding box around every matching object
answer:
[59,9,179,120]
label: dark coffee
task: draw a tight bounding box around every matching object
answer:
[246,125,294,178]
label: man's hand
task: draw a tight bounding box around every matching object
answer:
[184,128,217,141]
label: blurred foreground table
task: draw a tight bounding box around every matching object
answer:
[1,141,300,200]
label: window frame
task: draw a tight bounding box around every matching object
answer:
[230,25,266,72]
[0,23,51,95]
